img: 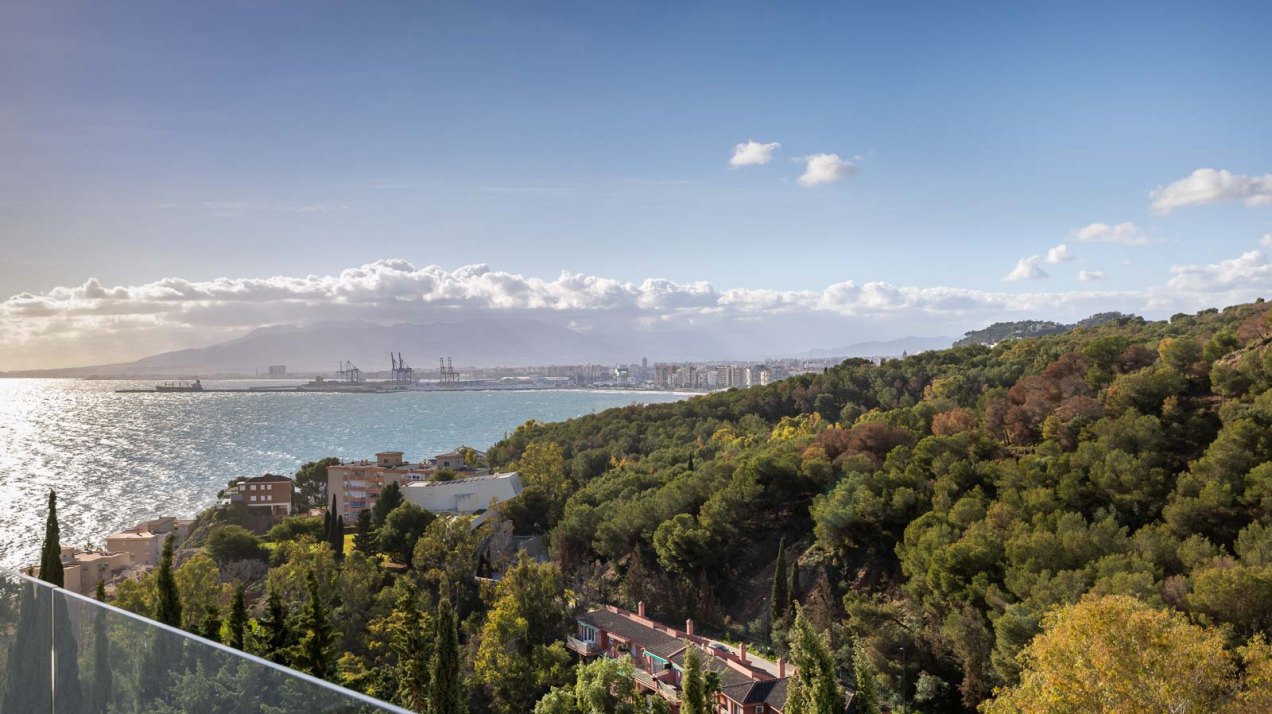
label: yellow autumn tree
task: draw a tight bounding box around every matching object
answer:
[982,595,1234,714]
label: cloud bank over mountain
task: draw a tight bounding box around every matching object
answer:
[3,254,1271,371]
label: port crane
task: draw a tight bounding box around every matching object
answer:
[439,357,458,385]
[336,360,363,383]
[390,352,416,384]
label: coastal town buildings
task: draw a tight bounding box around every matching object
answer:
[104,516,193,568]
[326,448,511,520]
[57,548,132,596]
[31,515,195,595]
[566,603,824,713]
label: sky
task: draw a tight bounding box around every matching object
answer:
[2,0,1272,370]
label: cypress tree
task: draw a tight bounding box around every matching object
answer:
[259,586,290,664]
[90,587,112,713]
[851,639,882,714]
[95,579,106,601]
[770,538,788,631]
[38,490,64,587]
[140,539,181,704]
[331,513,345,560]
[789,556,801,611]
[428,596,464,714]
[294,570,332,679]
[787,606,847,714]
[227,581,248,650]
[353,509,375,553]
[681,644,709,714]
[392,580,429,710]
[200,604,222,643]
[154,534,181,627]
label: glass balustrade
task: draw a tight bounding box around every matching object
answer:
[0,569,411,713]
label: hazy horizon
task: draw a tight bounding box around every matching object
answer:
[3,1,1272,371]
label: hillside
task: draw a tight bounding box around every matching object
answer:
[954,311,1136,347]
[487,299,1272,712]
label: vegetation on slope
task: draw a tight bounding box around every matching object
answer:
[484,300,1272,711]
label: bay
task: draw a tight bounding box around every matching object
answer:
[0,379,687,569]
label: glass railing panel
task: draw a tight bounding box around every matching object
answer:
[0,569,411,713]
[0,569,56,712]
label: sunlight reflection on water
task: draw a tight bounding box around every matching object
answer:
[0,379,685,568]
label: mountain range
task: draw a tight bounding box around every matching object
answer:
[1,317,957,378]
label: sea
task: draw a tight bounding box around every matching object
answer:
[0,379,688,569]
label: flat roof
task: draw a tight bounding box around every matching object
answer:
[403,472,518,489]
[106,531,159,540]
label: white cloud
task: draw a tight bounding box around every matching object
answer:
[1045,243,1075,264]
[1073,222,1150,246]
[797,153,855,187]
[729,140,781,168]
[1150,168,1272,213]
[1260,233,1272,247]
[1168,250,1272,293]
[1004,256,1048,282]
[1078,270,1107,282]
[6,253,1272,372]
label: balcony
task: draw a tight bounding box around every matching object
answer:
[0,569,409,713]
[566,635,600,656]
[632,667,679,703]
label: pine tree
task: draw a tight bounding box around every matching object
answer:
[428,596,464,714]
[259,585,291,664]
[294,570,333,679]
[770,537,788,633]
[372,481,403,527]
[353,509,375,553]
[38,490,64,587]
[200,604,222,643]
[154,534,182,627]
[681,644,710,714]
[789,556,801,611]
[227,581,248,650]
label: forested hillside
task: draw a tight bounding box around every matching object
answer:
[489,300,1272,712]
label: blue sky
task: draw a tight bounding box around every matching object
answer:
[2,1,1272,369]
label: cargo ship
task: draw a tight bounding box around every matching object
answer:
[154,379,203,392]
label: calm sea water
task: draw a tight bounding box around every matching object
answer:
[0,379,686,569]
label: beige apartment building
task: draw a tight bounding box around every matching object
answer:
[327,451,433,519]
[58,548,132,597]
[104,516,193,568]
[327,449,500,519]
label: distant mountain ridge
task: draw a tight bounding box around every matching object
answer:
[4,317,635,377]
[796,336,954,359]
[1,312,1143,378]
[954,312,1138,347]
